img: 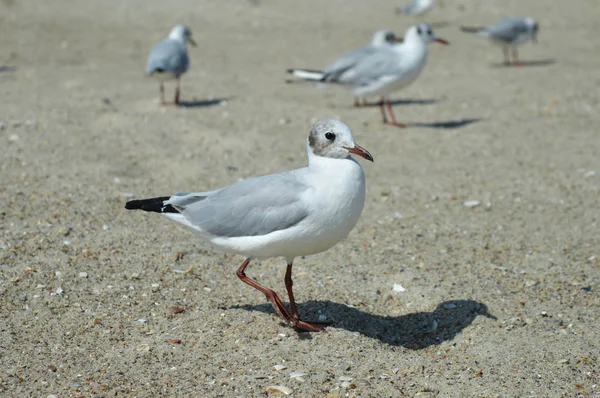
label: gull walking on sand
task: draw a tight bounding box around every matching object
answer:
[460,18,539,66]
[289,24,448,128]
[287,29,401,107]
[146,24,196,105]
[125,120,373,332]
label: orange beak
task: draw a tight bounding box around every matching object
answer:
[435,38,450,45]
[344,144,374,162]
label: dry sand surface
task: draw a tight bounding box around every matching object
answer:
[1,0,599,396]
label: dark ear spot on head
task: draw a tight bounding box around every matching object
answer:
[308,131,316,147]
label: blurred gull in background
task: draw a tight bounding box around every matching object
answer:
[289,24,448,128]
[396,0,436,16]
[461,18,539,66]
[146,24,196,105]
[287,29,401,107]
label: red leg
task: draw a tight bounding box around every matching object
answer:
[379,96,388,123]
[159,83,167,106]
[284,262,327,332]
[511,47,523,67]
[174,77,181,105]
[236,259,291,323]
[385,100,406,128]
[503,47,510,66]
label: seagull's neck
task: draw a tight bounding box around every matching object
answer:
[397,36,426,53]
[394,36,428,63]
[307,149,360,172]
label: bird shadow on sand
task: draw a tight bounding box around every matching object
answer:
[405,118,482,129]
[177,97,230,108]
[228,299,496,348]
[0,66,17,72]
[361,98,439,107]
[490,58,556,68]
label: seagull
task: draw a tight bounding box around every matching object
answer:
[396,0,436,16]
[460,18,539,66]
[290,24,448,128]
[125,120,373,332]
[146,24,196,105]
[287,29,401,107]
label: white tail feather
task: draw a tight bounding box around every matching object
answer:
[289,69,324,81]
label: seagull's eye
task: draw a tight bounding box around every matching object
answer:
[325,132,335,141]
[416,26,422,35]
[427,28,433,36]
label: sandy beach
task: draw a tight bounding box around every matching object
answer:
[1,0,599,396]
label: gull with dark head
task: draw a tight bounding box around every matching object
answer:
[146,24,196,105]
[125,120,373,332]
[287,29,401,107]
[460,18,539,66]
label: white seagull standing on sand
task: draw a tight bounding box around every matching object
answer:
[289,24,448,128]
[146,24,196,105]
[460,18,539,66]
[125,120,373,332]
[287,29,401,106]
[396,0,436,16]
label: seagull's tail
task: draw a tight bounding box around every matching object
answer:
[125,196,179,213]
[460,25,484,34]
[286,68,325,82]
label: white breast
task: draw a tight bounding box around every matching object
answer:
[209,157,366,260]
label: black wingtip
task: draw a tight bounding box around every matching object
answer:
[125,200,140,210]
[125,196,179,213]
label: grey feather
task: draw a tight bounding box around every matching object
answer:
[146,39,189,76]
[320,31,397,82]
[325,48,399,86]
[485,18,531,42]
[463,18,538,44]
[175,172,310,238]
[397,0,420,14]
[321,45,384,82]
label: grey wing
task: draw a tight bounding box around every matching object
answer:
[180,173,310,238]
[146,39,189,75]
[485,18,528,42]
[332,49,399,86]
[165,189,222,208]
[398,0,419,14]
[322,45,386,82]
[322,45,378,82]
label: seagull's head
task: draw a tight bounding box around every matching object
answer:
[407,24,449,46]
[169,24,197,47]
[525,18,539,43]
[308,120,373,162]
[372,29,402,46]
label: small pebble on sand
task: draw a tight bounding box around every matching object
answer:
[463,200,481,208]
